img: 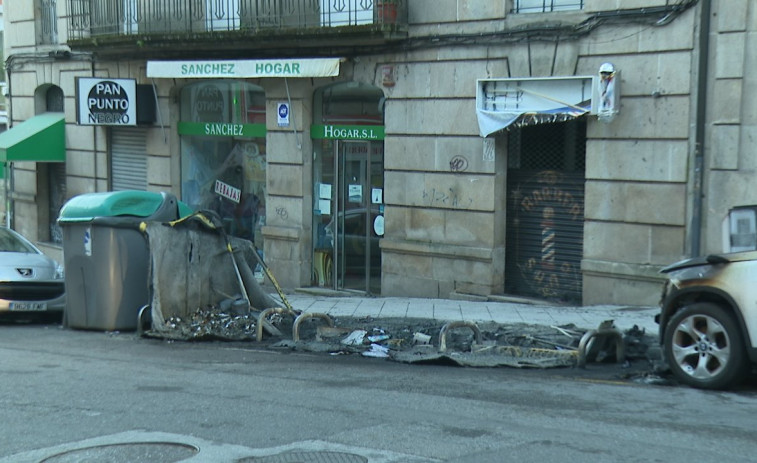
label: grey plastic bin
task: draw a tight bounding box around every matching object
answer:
[58,191,192,331]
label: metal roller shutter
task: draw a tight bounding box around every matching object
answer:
[505,118,586,303]
[111,127,147,191]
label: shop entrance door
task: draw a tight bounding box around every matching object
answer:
[505,118,586,303]
[333,140,382,294]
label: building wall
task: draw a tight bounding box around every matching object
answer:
[259,77,313,289]
[377,43,507,297]
[371,0,700,304]
[579,1,696,304]
[9,0,755,307]
[373,2,508,298]
[704,0,756,253]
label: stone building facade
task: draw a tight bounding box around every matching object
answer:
[1,0,749,307]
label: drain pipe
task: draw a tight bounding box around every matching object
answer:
[4,62,12,228]
[690,0,711,257]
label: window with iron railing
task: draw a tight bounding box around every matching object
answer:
[67,0,404,39]
[514,0,583,13]
[38,0,59,44]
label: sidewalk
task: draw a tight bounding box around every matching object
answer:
[284,290,660,336]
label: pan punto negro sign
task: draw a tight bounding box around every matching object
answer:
[76,78,137,126]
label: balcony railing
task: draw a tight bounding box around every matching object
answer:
[514,0,583,13]
[67,0,407,39]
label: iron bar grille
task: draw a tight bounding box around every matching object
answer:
[68,0,406,39]
[514,0,583,14]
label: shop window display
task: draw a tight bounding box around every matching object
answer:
[180,81,266,249]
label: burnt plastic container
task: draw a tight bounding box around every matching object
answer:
[58,190,192,331]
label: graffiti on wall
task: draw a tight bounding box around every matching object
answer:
[512,170,584,301]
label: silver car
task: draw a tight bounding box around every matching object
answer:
[0,227,65,320]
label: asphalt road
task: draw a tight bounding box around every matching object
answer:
[2,320,757,462]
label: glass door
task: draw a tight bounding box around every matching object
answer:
[334,140,382,293]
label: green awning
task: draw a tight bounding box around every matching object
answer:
[0,113,65,162]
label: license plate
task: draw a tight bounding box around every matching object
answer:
[9,302,47,311]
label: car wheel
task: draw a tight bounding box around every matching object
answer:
[664,302,747,390]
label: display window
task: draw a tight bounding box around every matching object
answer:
[179,81,266,249]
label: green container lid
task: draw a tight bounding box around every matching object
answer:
[177,202,194,218]
[58,190,192,223]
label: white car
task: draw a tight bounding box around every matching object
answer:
[658,252,757,389]
[0,227,65,321]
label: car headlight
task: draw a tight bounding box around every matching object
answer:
[54,262,65,280]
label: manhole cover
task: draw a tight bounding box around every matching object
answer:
[240,451,368,463]
[40,442,198,462]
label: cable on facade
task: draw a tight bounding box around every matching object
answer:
[5,51,94,72]
[394,0,699,53]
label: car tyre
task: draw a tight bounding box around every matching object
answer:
[664,302,747,390]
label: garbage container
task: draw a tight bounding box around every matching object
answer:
[57,190,193,331]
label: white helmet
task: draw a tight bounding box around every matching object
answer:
[599,62,615,74]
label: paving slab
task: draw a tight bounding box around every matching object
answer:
[285,292,660,334]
